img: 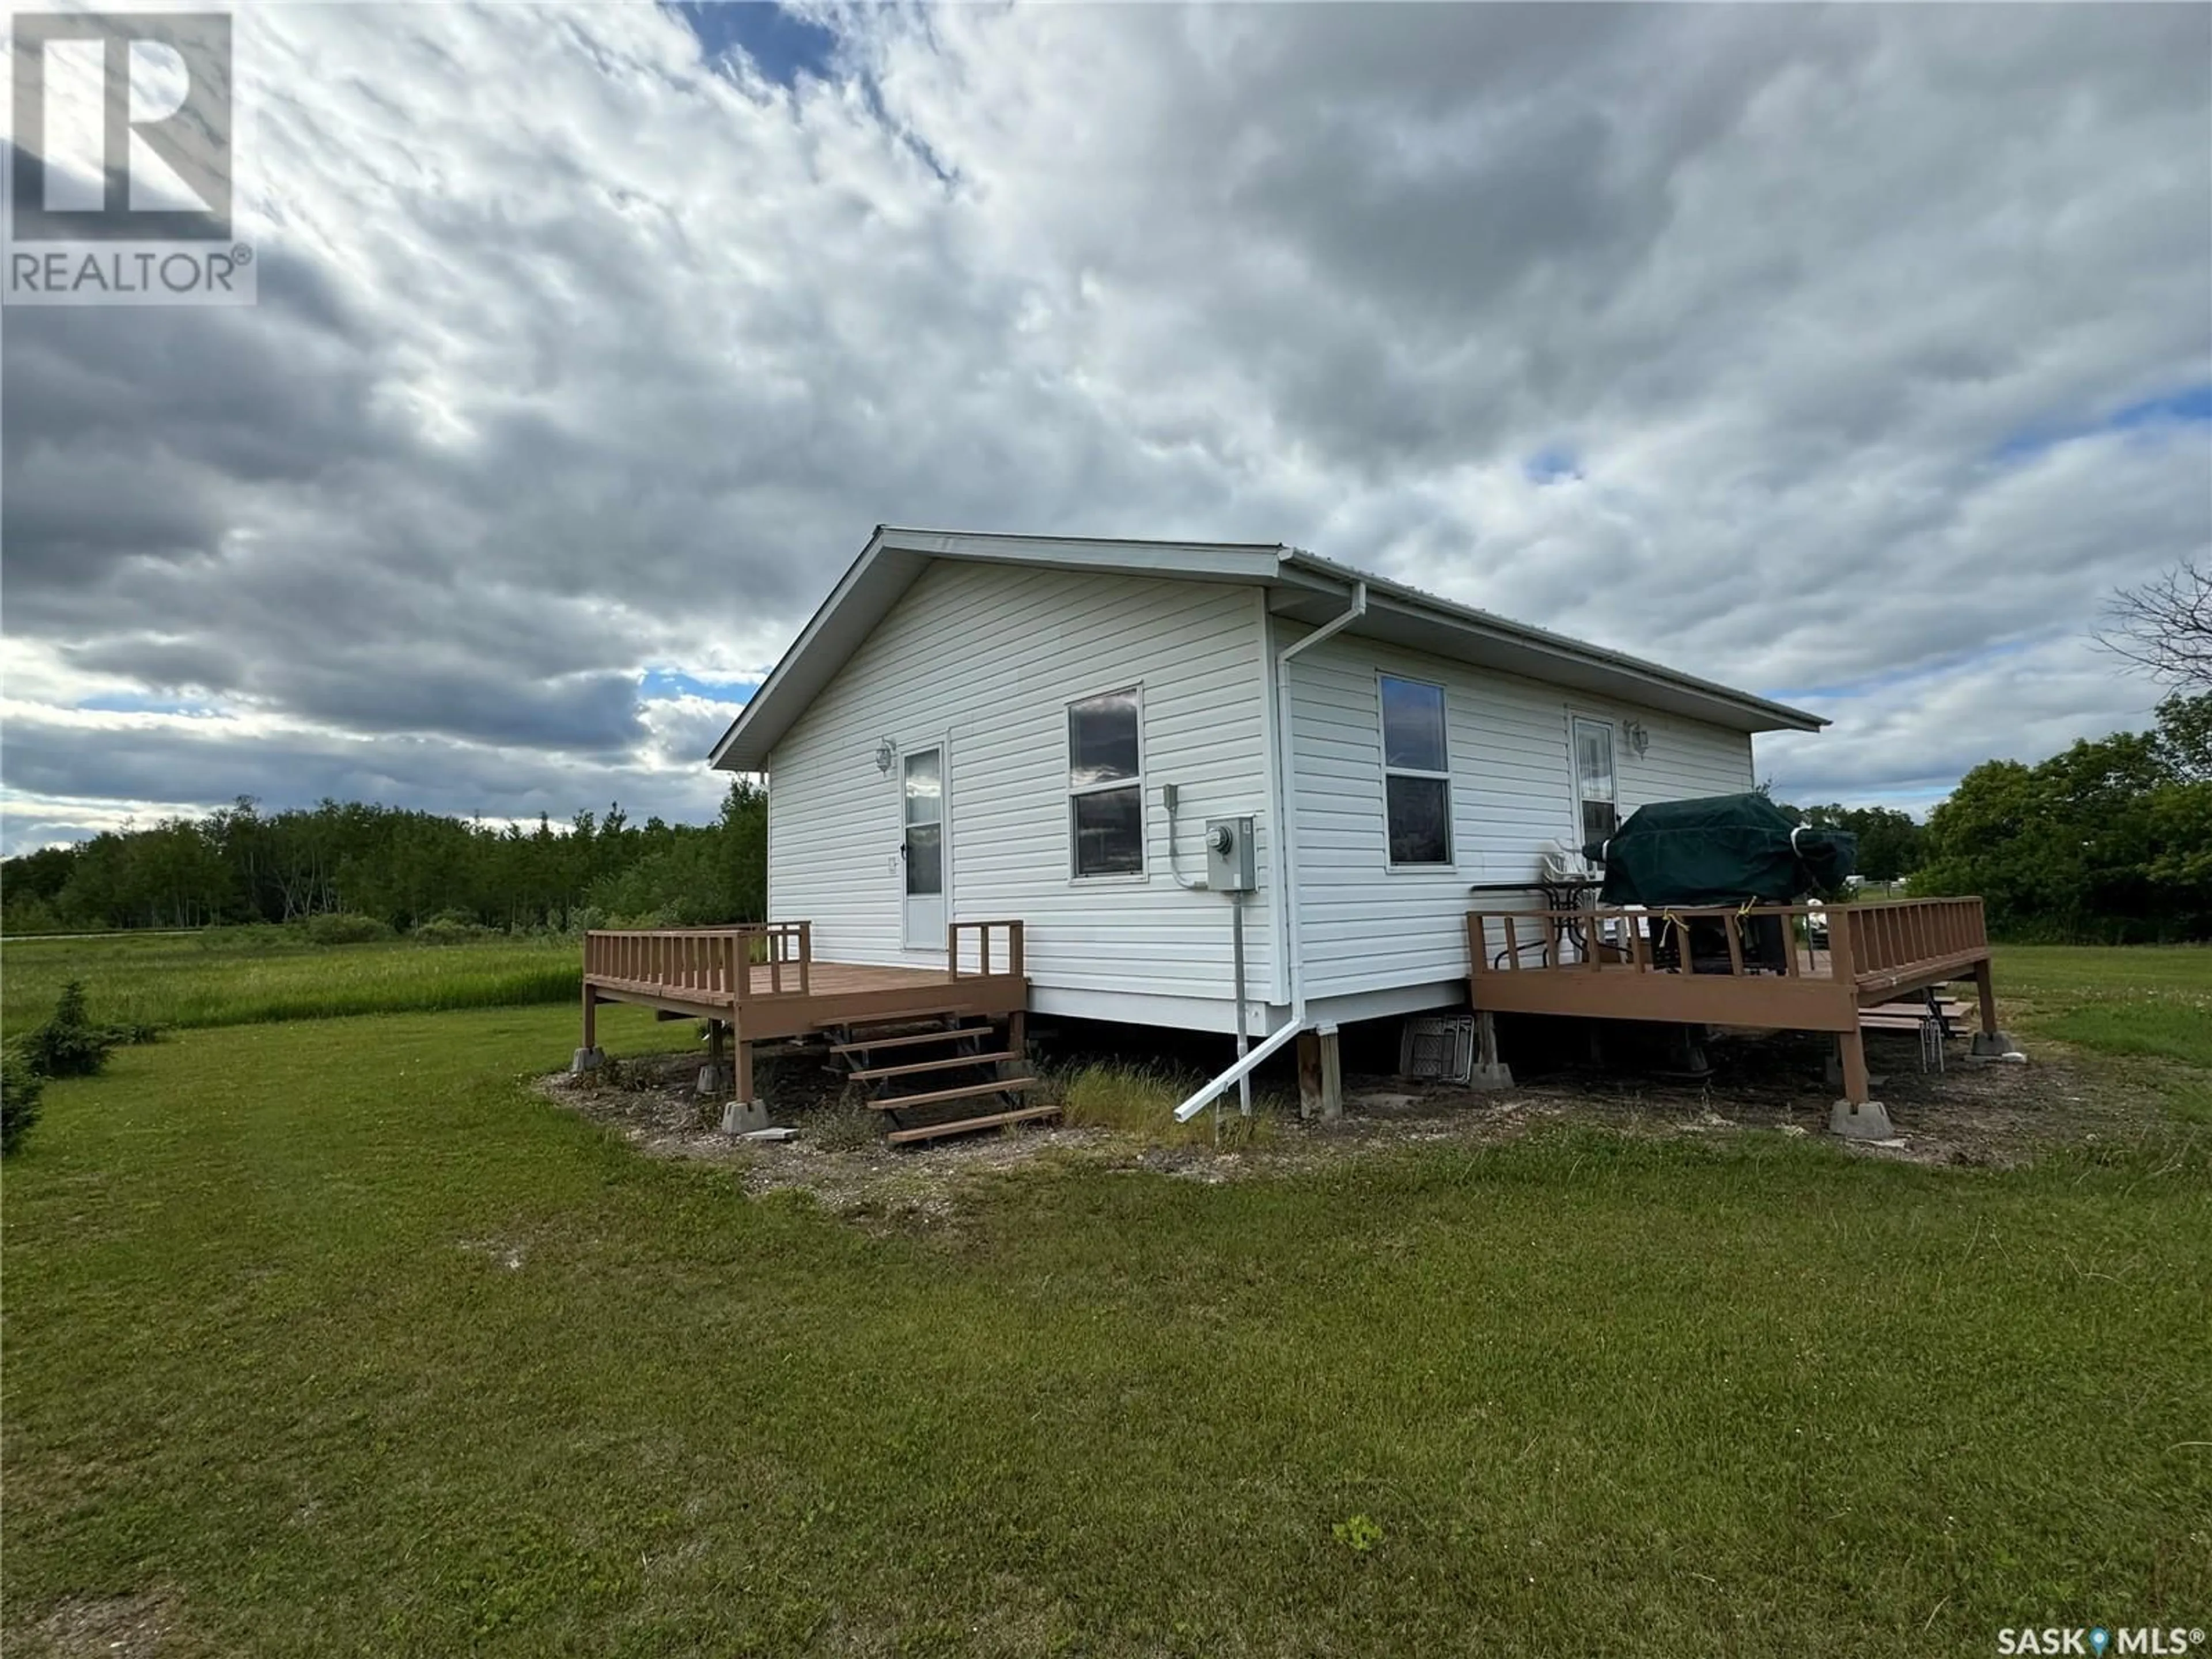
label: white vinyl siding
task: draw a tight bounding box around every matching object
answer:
[767,562,1279,1005]
[1285,624,1756,1001]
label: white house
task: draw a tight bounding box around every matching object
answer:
[706,528,1825,1067]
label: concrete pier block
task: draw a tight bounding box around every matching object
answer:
[1969,1030,2023,1059]
[570,1047,606,1075]
[1830,1098,1895,1141]
[695,1062,725,1096]
[721,1099,769,1135]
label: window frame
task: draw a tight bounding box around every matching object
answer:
[1066,683,1147,881]
[900,741,945,902]
[1377,671,1455,869]
[1569,712,1620,851]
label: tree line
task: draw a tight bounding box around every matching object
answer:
[1909,692,2210,944]
[5,696,2206,945]
[1770,694,2209,942]
[1,782,767,936]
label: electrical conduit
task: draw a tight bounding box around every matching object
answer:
[1175,578,1366,1120]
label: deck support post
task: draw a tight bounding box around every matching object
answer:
[572,988,604,1074]
[697,1021,727,1097]
[1836,1029,1870,1103]
[1967,960,2020,1058]
[1298,1025,1343,1121]
[1830,1028,1893,1140]
[1003,1011,1028,1081]
[719,1032,768,1135]
[1468,1010,1513,1090]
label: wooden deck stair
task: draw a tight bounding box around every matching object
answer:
[824,1012,1057,1146]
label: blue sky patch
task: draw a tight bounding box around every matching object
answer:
[638,668,757,703]
[667,2,838,88]
[1524,445,1582,484]
[76,692,221,717]
[1996,379,2212,464]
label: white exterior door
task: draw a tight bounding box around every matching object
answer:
[1571,717,1619,852]
[901,745,945,950]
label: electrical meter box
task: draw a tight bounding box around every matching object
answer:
[1205,816,1257,893]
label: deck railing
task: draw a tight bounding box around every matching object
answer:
[1469,903,1823,980]
[947,919,1025,980]
[584,918,1033,1002]
[1843,897,1987,978]
[1466,898,1987,990]
[583,921,812,1003]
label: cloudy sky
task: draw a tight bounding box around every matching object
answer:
[4,2,2209,851]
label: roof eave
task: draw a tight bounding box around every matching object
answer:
[706,531,1827,772]
[1278,551,1826,734]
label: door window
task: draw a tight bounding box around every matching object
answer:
[904,747,942,896]
[1573,718,1618,848]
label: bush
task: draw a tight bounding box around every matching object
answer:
[1,1054,44,1157]
[808,1088,887,1152]
[304,912,395,946]
[411,916,495,946]
[1,894,66,937]
[17,980,120,1080]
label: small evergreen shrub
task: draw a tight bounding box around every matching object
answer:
[18,980,119,1079]
[1,1054,44,1157]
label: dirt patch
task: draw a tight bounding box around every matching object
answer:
[1323,1026,2156,1170]
[13,1591,181,1658]
[537,1028,2158,1222]
[536,1049,1124,1226]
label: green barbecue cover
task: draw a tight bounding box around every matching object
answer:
[1581,793,1856,907]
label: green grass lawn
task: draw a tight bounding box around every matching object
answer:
[0,929,579,1031]
[5,992,2209,1656]
[1990,944,2212,1123]
[1992,944,2212,1064]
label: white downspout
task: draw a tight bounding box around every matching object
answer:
[1175,578,1366,1121]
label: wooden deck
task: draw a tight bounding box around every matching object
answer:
[581,921,1029,1105]
[1467,897,1997,1104]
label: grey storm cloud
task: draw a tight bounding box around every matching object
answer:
[2,2,2208,848]
[0,707,717,828]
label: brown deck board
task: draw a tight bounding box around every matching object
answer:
[885,1103,1062,1145]
[583,956,1028,1043]
[869,1076,1037,1111]
[828,1024,992,1055]
[849,1050,1020,1083]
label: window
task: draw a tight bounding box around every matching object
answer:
[903,747,942,897]
[1573,717,1619,850]
[1380,675,1451,865]
[1069,687,1143,877]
